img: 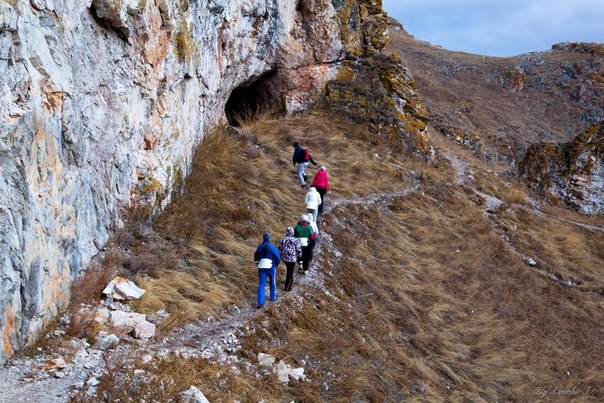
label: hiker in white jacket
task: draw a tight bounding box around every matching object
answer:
[305,186,322,222]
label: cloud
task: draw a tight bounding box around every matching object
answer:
[383,0,604,56]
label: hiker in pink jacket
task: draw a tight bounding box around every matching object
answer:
[312,166,329,214]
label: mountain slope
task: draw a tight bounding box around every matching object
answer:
[387,19,604,165]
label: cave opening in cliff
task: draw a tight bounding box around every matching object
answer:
[225,70,284,126]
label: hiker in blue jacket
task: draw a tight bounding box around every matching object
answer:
[253,232,281,308]
[292,141,317,187]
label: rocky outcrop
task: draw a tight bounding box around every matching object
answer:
[322,53,432,157]
[552,42,604,56]
[0,0,389,362]
[520,123,604,214]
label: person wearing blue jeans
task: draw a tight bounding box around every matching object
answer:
[254,232,281,308]
[292,142,317,187]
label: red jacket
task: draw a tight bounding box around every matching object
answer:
[312,170,329,191]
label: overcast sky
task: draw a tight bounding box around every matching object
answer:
[382,0,604,57]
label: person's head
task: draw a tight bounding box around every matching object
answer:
[293,142,299,148]
[320,166,326,171]
[309,186,316,192]
[263,232,271,242]
[286,227,294,237]
[300,214,308,223]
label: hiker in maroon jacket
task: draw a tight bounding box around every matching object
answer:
[292,142,317,187]
[312,166,329,214]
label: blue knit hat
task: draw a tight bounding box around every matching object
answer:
[263,232,271,242]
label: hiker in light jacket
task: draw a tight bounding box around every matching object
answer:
[312,166,329,214]
[306,213,319,239]
[278,227,302,291]
[305,186,322,222]
[292,141,317,187]
[294,215,314,274]
[254,233,281,308]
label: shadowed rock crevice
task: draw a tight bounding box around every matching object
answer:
[225,70,284,126]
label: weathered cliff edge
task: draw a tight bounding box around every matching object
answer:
[521,123,603,214]
[0,0,391,362]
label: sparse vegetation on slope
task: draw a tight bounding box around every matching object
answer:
[81,109,604,401]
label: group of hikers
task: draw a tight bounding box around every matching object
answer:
[253,142,329,308]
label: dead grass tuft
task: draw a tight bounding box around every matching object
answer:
[89,109,604,401]
[66,250,121,339]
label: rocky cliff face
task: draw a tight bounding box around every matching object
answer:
[0,0,387,362]
[520,123,603,214]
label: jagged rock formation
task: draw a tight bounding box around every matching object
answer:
[520,123,603,214]
[0,0,393,362]
[322,53,431,156]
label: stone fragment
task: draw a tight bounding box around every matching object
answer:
[102,277,146,300]
[288,367,306,381]
[109,310,146,332]
[44,357,67,371]
[93,307,110,324]
[87,377,100,387]
[93,331,120,351]
[257,352,276,368]
[274,360,289,384]
[133,321,156,339]
[180,386,210,403]
[54,371,65,379]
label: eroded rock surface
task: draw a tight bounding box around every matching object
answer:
[521,123,604,214]
[0,0,389,362]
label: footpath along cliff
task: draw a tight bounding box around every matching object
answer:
[0,0,401,363]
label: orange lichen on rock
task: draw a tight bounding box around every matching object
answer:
[2,304,17,360]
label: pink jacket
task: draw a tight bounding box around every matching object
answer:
[312,170,329,191]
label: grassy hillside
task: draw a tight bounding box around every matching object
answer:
[387,19,604,164]
[81,109,604,401]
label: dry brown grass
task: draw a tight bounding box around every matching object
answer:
[66,250,121,339]
[127,111,419,330]
[237,186,604,401]
[91,110,604,401]
[496,207,604,289]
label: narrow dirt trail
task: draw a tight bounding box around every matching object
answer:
[149,181,421,356]
[440,150,583,288]
[0,183,421,402]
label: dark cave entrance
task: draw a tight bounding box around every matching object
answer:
[225,70,284,126]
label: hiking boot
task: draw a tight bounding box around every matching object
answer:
[300,183,306,188]
[257,304,263,309]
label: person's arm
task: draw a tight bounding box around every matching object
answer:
[254,246,260,262]
[271,245,281,266]
[309,154,317,165]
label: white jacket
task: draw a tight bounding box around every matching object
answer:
[305,187,322,210]
[306,214,319,235]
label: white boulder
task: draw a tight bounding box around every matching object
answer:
[93,331,120,351]
[257,352,276,368]
[102,277,146,300]
[133,321,156,339]
[180,386,210,403]
[109,310,146,332]
[274,360,289,384]
[289,367,306,381]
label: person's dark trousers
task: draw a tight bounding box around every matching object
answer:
[315,186,326,214]
[301,245,312,272]
[284,261,296,291]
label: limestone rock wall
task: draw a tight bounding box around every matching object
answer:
[520,123,604,215]
[0,0,382,362]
